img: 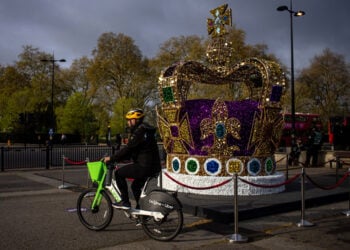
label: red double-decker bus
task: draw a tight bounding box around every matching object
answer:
[279,113,322,147]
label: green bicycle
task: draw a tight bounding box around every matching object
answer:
[76,161,183,241]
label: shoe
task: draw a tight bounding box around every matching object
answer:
[112,200,131,209]
[135,218,142,226]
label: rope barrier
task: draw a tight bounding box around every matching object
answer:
[60,156,90,189]
[164,172,232,190]
[238,173,301,188]
[342,161,350,166]
[322,158,338,165]
[300,158,350,168]
[285,159,342,169]
[305,171,350,190]
[275,155,287,164]
[278,166,302,171]
[64,157,87,165]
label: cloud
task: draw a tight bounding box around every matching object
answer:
[0,0,349,71]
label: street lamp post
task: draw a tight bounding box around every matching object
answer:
[277,1,305,153]
[41,55,66,142]
[278,1,312,228]
[107,124,111,146]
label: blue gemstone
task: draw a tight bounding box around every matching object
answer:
[206,160,219,173]
[216,123,226,138]
[173,159,180,171]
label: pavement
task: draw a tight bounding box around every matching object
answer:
[1,164,350,249]
[2,164,349,222]
[178,166,350,223]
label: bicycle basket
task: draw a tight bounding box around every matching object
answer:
[87,161,106,183]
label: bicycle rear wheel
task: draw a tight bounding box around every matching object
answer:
[142,208,183,241]
[77,188,113,231]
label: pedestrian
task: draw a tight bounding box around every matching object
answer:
[104,108,161,209]
[61,134,67,145]
[305,126,322,167]
[37,135,42,147]
[288,137,303,166]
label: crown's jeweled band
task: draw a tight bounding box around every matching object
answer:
[166,153,276,177]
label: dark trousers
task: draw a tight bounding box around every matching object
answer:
[288,152,300,166]
[115,163,154,204]
[305,146,320,167]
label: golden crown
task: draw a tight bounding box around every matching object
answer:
[157,4,286,177]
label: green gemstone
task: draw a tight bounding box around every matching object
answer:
[266,159,273,172]
[162,87,174,103]
[187,159,198,173]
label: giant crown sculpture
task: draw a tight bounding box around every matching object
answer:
[157,4,286,177]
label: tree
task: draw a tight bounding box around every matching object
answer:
[225,25,279,63]
[0,46,68,134]
[88,33,155,112]
[65,57,92,95]
[0,66,27,132]
[56,92,98,142]
[150,26,278,72]
[150,35,207,72]
[110,97,135,134]
[85,32,158,134]
[296,48,350,126]
[0,27,297,141]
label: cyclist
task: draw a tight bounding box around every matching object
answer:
[104,108,161,209]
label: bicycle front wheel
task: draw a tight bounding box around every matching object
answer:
[142,208,183,241]
[77,188,113,231]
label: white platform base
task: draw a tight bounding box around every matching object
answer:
[161,170,285,196]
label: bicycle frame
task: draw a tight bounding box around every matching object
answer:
[89,162,165,220]
[108,172,165,220]
[80,161,184,241]
[90,169,107,210]
[86,161,116,209]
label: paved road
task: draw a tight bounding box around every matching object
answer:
[0,169,350,249]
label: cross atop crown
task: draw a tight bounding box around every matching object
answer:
[207,4,232,38]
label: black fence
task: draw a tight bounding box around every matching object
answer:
[0,145,116,171]
[0,132,85,145]
[0,144,167,171]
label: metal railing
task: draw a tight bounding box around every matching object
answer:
[0,145,116,171]
[0,143,166,171]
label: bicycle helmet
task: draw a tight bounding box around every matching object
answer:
[125,108,145,120]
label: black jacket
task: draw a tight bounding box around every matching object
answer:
[110,122,161,172]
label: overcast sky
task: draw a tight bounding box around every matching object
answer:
[1,0,349,73]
